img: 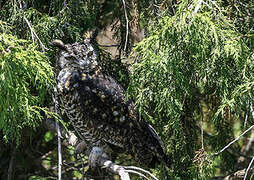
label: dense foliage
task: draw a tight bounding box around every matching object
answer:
[129,1,254,178]
[0,0,254,179]
[0,33,54,143]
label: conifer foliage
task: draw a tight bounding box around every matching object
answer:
[0,33,54,143]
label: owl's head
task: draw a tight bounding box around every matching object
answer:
[51,40,99,73]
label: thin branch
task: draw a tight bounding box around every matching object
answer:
[23,16,48,51]
[208,0,220,9]
[214,124,254,156]
[201,107,204,150]
[244,156,254,180]
[7,145,16,180]
[18,0,48,51]
[125,170,150,180]
[243,101,254,154]
[56,120,62,180]
[53,86,62,180]
[193,0,203,14]
[121,0,129,55]
[244,130,254,154]
[244,99,250,128]
[124,166,159,180]
[102,160,130,180]
[250,101,254,122]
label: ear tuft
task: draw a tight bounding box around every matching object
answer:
[50,39,69,52]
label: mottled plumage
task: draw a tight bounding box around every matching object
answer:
[52,39,169,167]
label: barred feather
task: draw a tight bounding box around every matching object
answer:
[53,40,170,167]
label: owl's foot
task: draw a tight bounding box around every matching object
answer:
[88,146,109,168]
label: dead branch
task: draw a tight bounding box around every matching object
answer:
[17,0,48,51]
[214,124,254,156]
[121,0,129,55]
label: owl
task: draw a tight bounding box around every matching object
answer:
[51,39,169,168]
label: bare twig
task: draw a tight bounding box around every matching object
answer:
[53,86,62,180]
[125,170,150,180]
[208,0,220,9]
[124,166,159,180]
[244,156,254,180]
[18,0,48,51]
[121,0,129,55]
[23,16,48,51]
[243,101,254,179]
[244,99,250,128]
[214,124,254,156]
[56,120,62,180]
[250,101,254,122]
[243,130,254,154]
[243,100,254,154]
[102,160,130,180]
[193,0,203,14]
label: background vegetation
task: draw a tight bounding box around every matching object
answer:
[0,0,254,179]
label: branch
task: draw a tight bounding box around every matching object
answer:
[193,0,203,14]
[53,86,63,180]
[244,156,254,180]
[7,145,16,180]
[121,0,129,55]
[99,159,130,180]
[213,124,254,156]
[124,166,159,180]
[92,147,159,180]
[18,0,48,51]
[56,121,62,180]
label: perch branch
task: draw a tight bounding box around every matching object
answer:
[100,159,130,180]
[124,166,159,180]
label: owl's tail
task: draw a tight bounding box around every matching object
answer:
[146,124,171,168]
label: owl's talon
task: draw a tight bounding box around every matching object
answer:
[88,147,109,168]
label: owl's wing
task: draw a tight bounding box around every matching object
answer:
[61,69,169,167]
[78,71,166,149]
[78,71,141,129]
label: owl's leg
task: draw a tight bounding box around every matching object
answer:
[74,140,111,168]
